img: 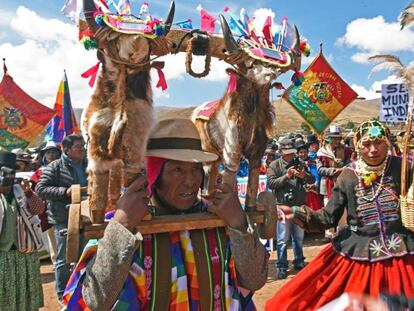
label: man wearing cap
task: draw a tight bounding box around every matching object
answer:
[267,138,314,279]
[0,151,45,310]
[30,141,62,265]
[63,119,269,310]
[11,148,31,172]
[36,134,87,302]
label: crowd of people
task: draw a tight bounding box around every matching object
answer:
[0,119,413,310]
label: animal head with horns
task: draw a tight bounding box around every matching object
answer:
[219,12,305,86]
[82,0,175,74]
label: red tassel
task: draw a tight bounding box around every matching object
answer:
[155,67,167,91]
[81,62,101,88]
[226,72,237,94]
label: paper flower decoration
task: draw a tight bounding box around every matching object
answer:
[359,171,378,187]
[368,125,384,139]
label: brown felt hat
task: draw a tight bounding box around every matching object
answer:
[146,118,218,163]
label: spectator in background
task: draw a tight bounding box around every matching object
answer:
[390,133,401,156]
[295,139,323,211]
[307,134,320,154]
[11,148,31,172]
[30,141,62,265]
[267,138,315,279]
[317,125,349,238]
[306,135,324,211]
[317,126,346,200]
[35,134,88,303]
[0,151,45,310]
[260,141,278,175]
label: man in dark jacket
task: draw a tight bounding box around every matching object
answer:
[35,134,87,302]
[267,138,314,279]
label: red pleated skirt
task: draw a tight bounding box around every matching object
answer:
[265,244,414,311]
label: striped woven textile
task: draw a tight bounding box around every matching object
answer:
[63,229,255,310]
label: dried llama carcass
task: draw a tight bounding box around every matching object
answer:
[193,15,305,210]
[82,0,175,222]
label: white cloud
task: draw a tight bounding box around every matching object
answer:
[157,52,229,82]
[0,8,14,27]
[336,16,414,64]
[0,6,233,109]
[0,7,96,109]
[11,6,75,42]
[351,75,404,99]
[252,8,275,33]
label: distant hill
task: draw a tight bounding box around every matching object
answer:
[155,106,195,120]
[155,98,382,135]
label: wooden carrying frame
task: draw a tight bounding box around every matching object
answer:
[66,186,276,263]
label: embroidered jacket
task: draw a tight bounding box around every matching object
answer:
[294,156,414,262]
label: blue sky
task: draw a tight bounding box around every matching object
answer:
[1,0,413,109]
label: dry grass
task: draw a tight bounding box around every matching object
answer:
[155,98,382,135]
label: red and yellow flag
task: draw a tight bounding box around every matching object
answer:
[0,72,55,151]
[283,52,357,134]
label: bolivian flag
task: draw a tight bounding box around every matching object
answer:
[283,52,357,134]
[0,71,55,151]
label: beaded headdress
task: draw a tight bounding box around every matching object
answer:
[353,119,390,151]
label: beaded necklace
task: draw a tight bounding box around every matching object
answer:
[354,154,389,202]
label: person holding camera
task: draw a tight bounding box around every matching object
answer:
[267,138,315,279]
[35,134,88,303]
[0,151,45,310]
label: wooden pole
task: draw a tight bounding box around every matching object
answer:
[81,212,265,240]
[402,99,413,196]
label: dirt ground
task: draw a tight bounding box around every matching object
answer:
[40,233,328,311]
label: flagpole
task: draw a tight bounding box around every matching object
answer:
[2,58,7,76]
[319,43,323,55]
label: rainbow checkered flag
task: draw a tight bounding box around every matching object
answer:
[283,52,357,134]
[45,71,80,143]
[0,66,55,151]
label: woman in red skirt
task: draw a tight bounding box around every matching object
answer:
[266,120,414,310]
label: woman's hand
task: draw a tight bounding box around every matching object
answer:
[207,183,247,232]
[277,205,294,221]
[113,173,150,232]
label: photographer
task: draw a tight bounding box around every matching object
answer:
[0,151,45,310]
[267,138,314,279]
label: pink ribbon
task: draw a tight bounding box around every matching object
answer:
[155,67,167,91]
[81,62,101,88]
[226,72,237,94]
